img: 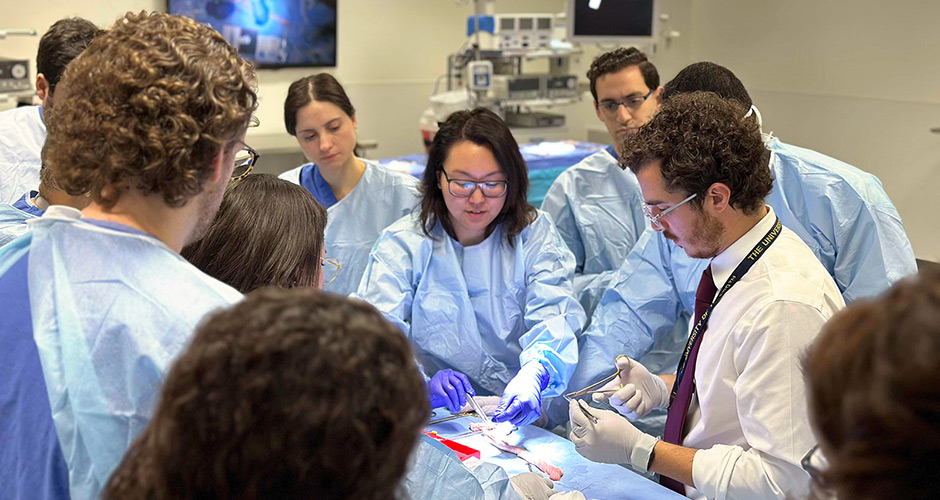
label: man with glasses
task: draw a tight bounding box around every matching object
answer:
[556,61,917,434]
[0,12,257,499]
[541,47,658,316]
[569,92,844,500]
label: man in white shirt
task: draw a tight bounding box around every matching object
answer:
[568,92,845,499]
[0,17,99,204]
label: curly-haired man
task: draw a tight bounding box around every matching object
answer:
[0,11,257,499]
[569,93,845,500]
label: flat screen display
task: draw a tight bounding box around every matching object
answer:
[167,0,336,67]
[571,0,654,39]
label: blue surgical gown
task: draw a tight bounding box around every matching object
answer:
[356,212,584,398]
[402,435,523,500]
[570,136,918,420]
[540,146,647,315]
[0,190,43,247]
[0,105,44,205]
[0,206,242,499]
[280,159,420,296]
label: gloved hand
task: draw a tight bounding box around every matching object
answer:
[428,369,474,412]
[509,472,556,500]
[592,355,669,420]
[492,361,550,427]
[569,400,659,471]
[549,492,588,500]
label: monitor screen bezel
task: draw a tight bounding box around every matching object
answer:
[566,0,658,45]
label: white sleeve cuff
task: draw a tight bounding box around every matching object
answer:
[691,444,744,500]
[630,432,659,472]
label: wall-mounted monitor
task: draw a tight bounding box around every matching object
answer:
[167,0,336,68]
[567,0,656,44]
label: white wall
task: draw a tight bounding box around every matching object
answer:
[15,1,928,260]
[0,0,693,155]
[688,0,940,261]
[0,1,163,68]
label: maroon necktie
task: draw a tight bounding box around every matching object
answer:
[660,265,718,494]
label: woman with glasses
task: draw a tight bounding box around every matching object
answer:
[182,174,330,293]
[802,269,940,500]
[357,108,585,427]
[279,73,421,296]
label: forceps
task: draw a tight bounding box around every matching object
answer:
[563,367,625,424]
[465,392,492,426]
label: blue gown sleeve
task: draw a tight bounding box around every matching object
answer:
[355,229,416,336]
[517,215,584,397]
[539,158,649,316]
[570,229,705,392]
[541,180,585,272]
[832,199,917,304]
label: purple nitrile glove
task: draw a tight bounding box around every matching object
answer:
[491,361,550,427]
[429,369,475,412]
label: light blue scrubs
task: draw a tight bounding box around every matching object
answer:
[561,136,918,431]
[541,146,647,315]
[280,159,420,296]
[0,190,43,247]
[0,106,44,205]
[0,206,242,499]
[356,212,583,398]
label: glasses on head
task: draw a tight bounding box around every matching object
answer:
[643,193,697,231]
[441,170,508,199]
[801,444,831,490]
[231,143,260,182]
[321,256,342,287]
[597,88,655,118]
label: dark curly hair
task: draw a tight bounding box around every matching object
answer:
[45,11,258,209]
[36,17,102,100]
[103,287,429,500]
[181,174,327,293]
[662,61,753,107]
[803,268,940,500]
[420,108,536,246]
[620,92,772,215]
[586,47,659,101]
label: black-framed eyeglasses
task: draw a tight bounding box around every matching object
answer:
[231,143,260,182]
[440,170,508,198]
[801,444,831,490]
[597,88,655,117]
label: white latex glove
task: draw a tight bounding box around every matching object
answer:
[592,355,669,420]
[510,472,556,500]
[568,400,659,470]
[549,492,588,500]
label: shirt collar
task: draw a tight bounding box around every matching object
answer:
[710,206,776,288]
[604,144,619,160]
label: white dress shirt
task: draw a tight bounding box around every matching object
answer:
[682,206,845,499]
[0,105,45,205]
